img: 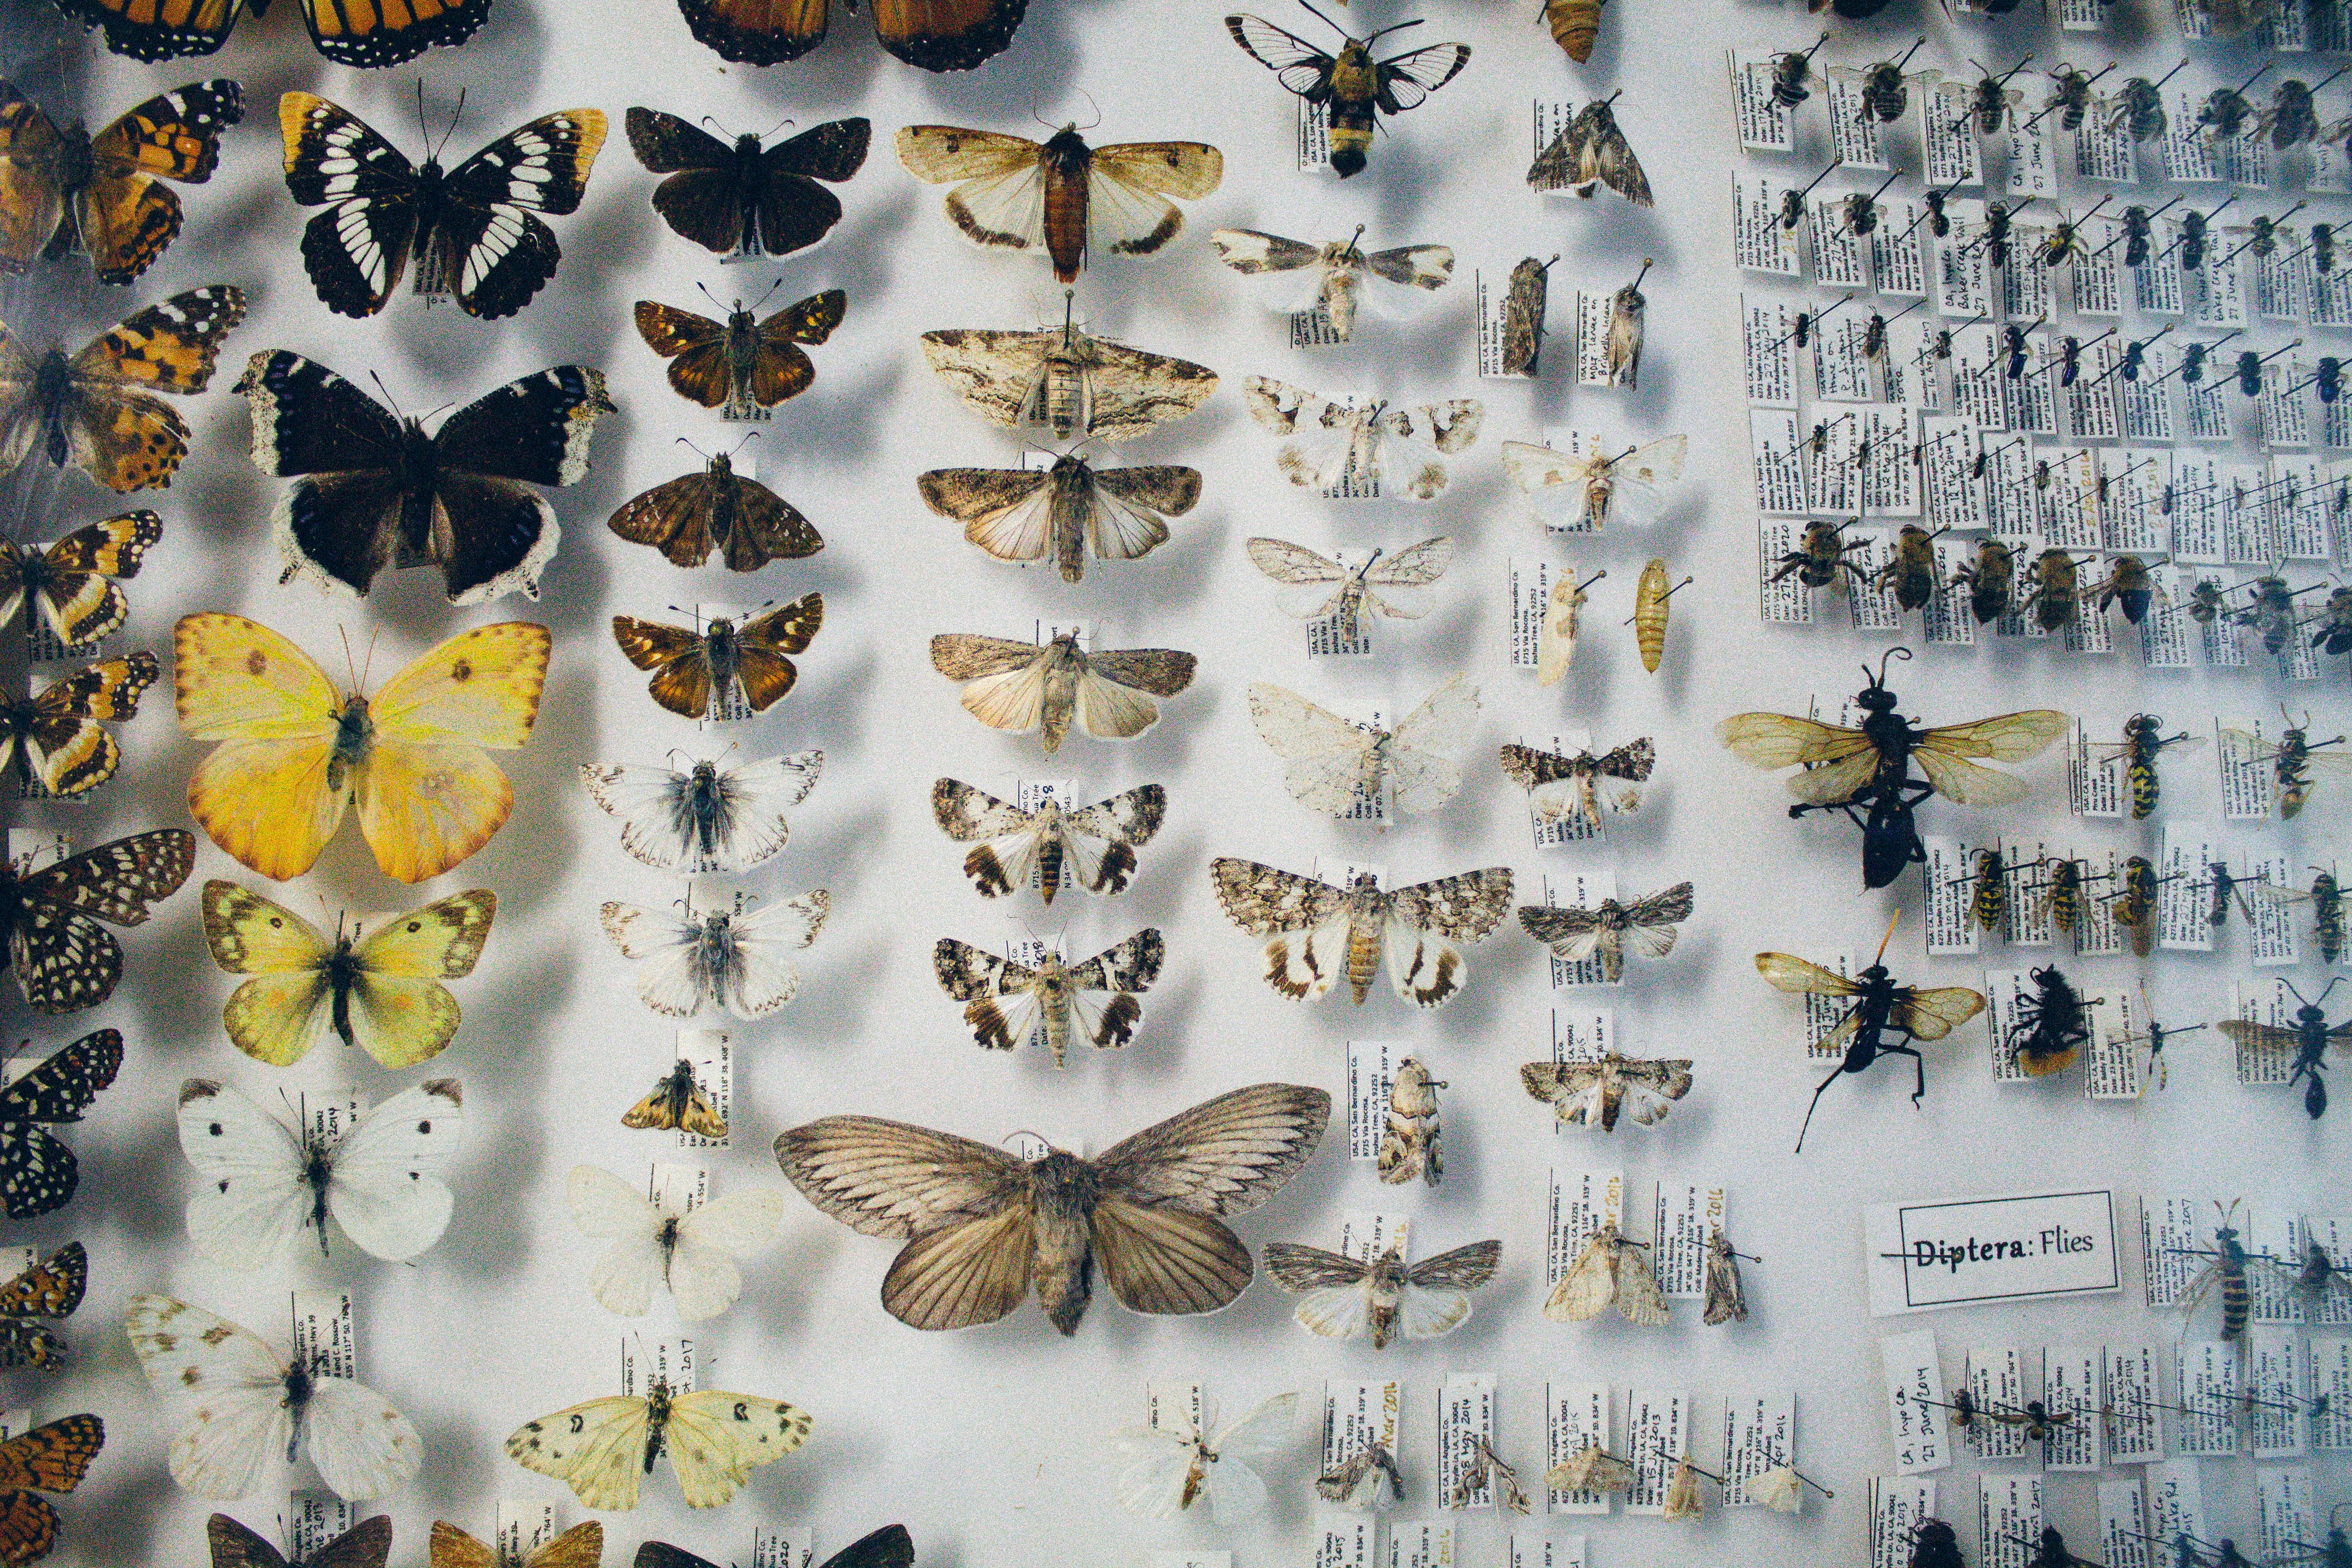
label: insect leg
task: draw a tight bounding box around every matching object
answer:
[1794,1060,1846,1153]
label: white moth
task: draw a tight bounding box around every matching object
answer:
[506,1377,812,1510]
[565,1165,788,1322]
[579,751,823,874]
[125,1293,422,1501]
[1113,1392,1297,1524]
[1210,227,1453,340]
[1544,1445,1636,1494]
[176,1078,464,1270]
[598,892,828,1019]
[1243,375,1483,500]
[1502,434,1686,530]
[1246,675,1479,817]
[1543,1222,1671,1324]
[1536,567,1605,686]
[1261,1239,1502,1346]
[1245,535,1454,645]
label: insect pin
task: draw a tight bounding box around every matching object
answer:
[2108,62,2186,143]
[1848,39,1928,124]
[2174,200,2236,271]
[2114,981,2206,1093]
[1842,168,1904,238]
[1953,54,2033,137]
[2262,68,2348,147]
[1756,911,1989,1152]
[2094,199,2181,270]
[1764,33,1830,109]
[1622,561,1690,673]
[2198,65,2271,141]
[2215,203,2306,271]
[2216,978,2352,1119]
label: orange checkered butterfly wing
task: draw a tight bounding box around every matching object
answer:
[0,652,159,798]
[73,81,246,283]
[0,1415,101,1494]
[53,0,485,71]
[0,510,162,650]
[0,287,245,492]
[0,1243,86,1371]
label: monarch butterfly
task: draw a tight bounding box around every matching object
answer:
[49,0,487,67]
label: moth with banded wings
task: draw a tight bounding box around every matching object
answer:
[930,631,1196,754]
[0,1243,85,1371]
[919,453,1198,582]
[773,1082,1330,1333]
[1211,226,1453,341]
[894,123,1221,284]
[1261,1236,1501,1347]
[1528,93,1653,207]
[1114,1391,1296,1523]
[1519,1052,1692,1130]
[1209,857,1513,1008]
[1243,376,1483,500]
[1502,434,1686,531]
[430,1519,600,1568]
[921,296,1217,443]
[0,510,160,651]
[931,779,1165,903]
[932,928,1163,1066]
[1703,1228,1752,1324]
[1544,1220,1668,1324]
[1450,1436,1531,1514]
[580,750,823,876]
[1499,737,1655,828]
[1246,675,1479,819]
[598,891,829,1019]
[1519,881,1695,984]
[1606,259,1650,387]
[1223,5,1471,179]
[1245,535,1454,647]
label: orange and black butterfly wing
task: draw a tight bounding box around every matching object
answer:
[0,1491,57,1565]
[750,290,845,406]
[77,81,244,284]
[21,653,157,797]
[0,1242,84,1371]
[0,1414,102,1494]
[613,616,716,717]
[297,0,490,67]
[49,0,249,64]
[734,592,823,711]
[61,286,246,492]
[676,0,829,65]
[636,303,734,410]
[869,0,1026,70]
[0,88,66,277]
[33,510,161,648]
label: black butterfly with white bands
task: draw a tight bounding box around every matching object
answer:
[235,350,613,605]
[1,828,194,1014]
[0,1030,122,1218]
[279,93,608,320]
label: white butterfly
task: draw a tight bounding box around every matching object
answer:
[579,751,823,874]
[505,1376,813,1509]
[1246,676,1480,817]
[1243,376,1483,500]
[124,1293,421,1501]
[566,1166,787,1322]
[1113,1392,1296,1524]
[176,1078,463,1270]
[598,892,828,1018]
[1502,435,1686,530]
[1210,228,1453,340]
[1245,536,1454,645]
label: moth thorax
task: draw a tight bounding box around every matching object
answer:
[643,1381,673,1470]
[330,695,375,781]
[732,133,765,164]
[1029,1147,1096,1206]
[1041,126,1091,174]
[657,1214,682,1264]
[284,1362,314,1410]
[55,132,94,193]
[1368,1249,1409,1293]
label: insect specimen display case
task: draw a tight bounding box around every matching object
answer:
[0,0,2343,1559]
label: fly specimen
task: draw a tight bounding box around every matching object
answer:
[2223,710,2350,819]
[2110,854,2171,957]
[1225,5,1471,179]
[1756,912,1988,1151]
[2092,715,2201,818]
[1718,649,2068,890]
[2217,980,2352,1118]
[2115,982,2205,1093]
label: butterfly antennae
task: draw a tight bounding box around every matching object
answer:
[338,626,359,692]
[728,430,761,459]
[1072,87,1101,131]
[440,87,467,158]
[696,280,725,312]
[700,113,736,137]
[367,370,406,421]
[760,114,794,139]
[674,435,710,460]
[1298,0,1351,37]
[358,627,380,693]
[753,276,784,312]
[1362,13,1425,42]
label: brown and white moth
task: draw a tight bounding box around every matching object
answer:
[1243,376,1483,500]
[1499,738,1655,826]
[1545,1445,1636,1494]
[1526,95,1652,206]
[921,300,1218,443]
[895,124,1222,283]
[1703,1227,1750,1325]
[1450,1436,1531,1514]
[1376,1056,1443,1185]
[1245,535,1454,645]
[774,1081,1330,1333]
[932,928,1163,1066]
[1211,227,1454,340]
[918,454,1199,583]
[1502,435,1685,530]
[931,779,1165,903]
[1607,259,1651,387]
[929,632,1196,753]
[1209,858,1514,1008]
[1517,881,1695,982]
[1543,1222,1670,1324]
[1318,1441,1405,1511]
[1535,567,1604,687]
[1500,255,1556,377]
[1262,1238,1502,1347]
[1520,1053,1694,1131]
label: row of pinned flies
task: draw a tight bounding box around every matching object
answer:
[1710,653,2348,1147]
[1907,1510,2349,1568]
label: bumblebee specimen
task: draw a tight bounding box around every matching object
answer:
[1756,914,1988,1151]
[1377,1056,1443,1186]
[1225,5,1472,179]
[1769,519,1868,590]
[2092,554,2160,624]
[1951,539,2019,624]
[2110,855,2163,957]
[1875,524,1946,612]
[2021,549,2086,632]
[1719,649,2067,891]
[2095,714,2202,818]
[2217,980,2352,1119]
[2009,965,2096,1076]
